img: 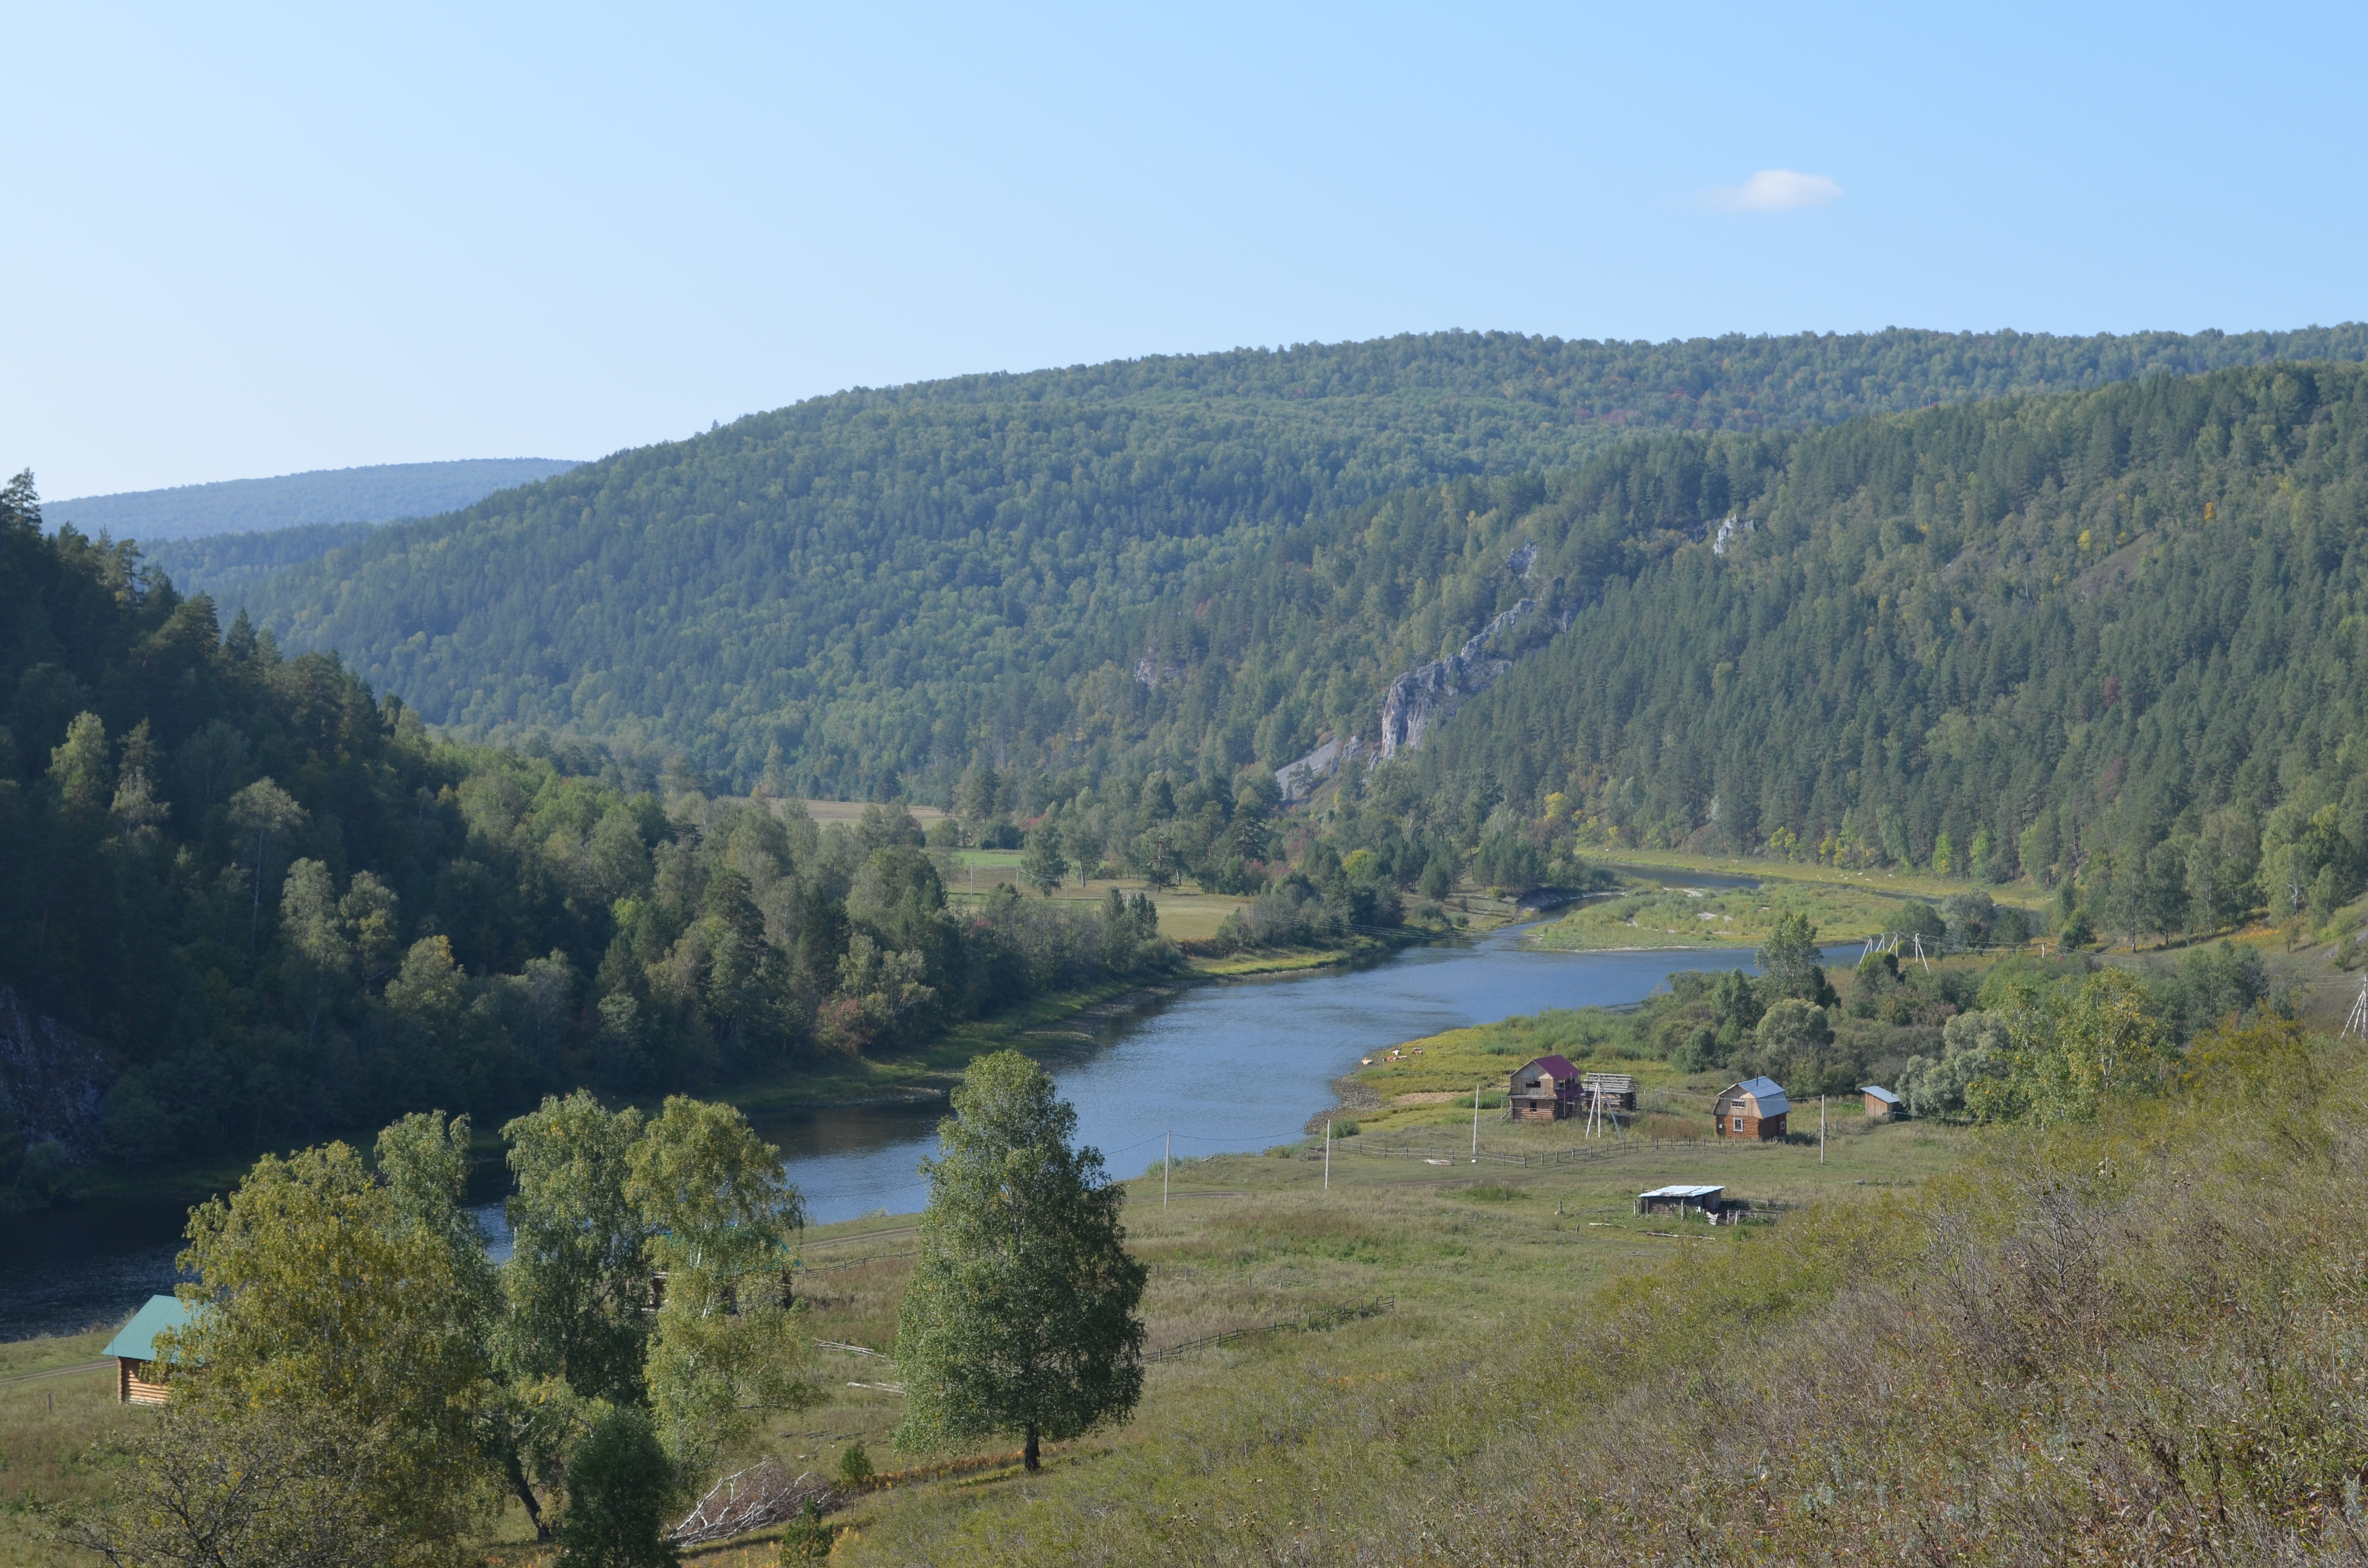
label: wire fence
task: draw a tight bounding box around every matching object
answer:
[1341,1130,1716,1165]
[1143,1297,1395,1365]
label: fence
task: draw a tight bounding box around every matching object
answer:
[1144,1297,1395,1364]
[1345,1132,1714,1165]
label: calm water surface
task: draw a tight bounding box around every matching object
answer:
[1,904,1820,1341]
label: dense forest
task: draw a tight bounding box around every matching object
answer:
[230,327,2368,796]
[0,475,1176,1187]
[1389,361,2368,949]
[47,457,582,541]
[144,519,381,601]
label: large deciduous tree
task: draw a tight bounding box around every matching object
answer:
[894,1051,1146,1472]
[626,1096,819,1477]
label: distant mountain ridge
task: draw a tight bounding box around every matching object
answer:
[50,457,585,542]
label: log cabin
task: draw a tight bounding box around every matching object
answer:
[1712,1077,1790,1140]
[104,1294,194,1405]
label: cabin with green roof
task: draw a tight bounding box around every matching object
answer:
[103,1295,195,1405]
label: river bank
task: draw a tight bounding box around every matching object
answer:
[0,919,1738,1337]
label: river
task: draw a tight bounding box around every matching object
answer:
[0,886,1805,1342]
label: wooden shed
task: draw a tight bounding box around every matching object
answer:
[1580,1071,1637,1111]
[104,1294,194,1405]
[1862,1084,1902,1121]
[1712,1077,1790,1140]
[1508,1055,1583,1121]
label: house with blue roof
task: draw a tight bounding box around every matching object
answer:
[1712,1077,1790,1140]
[103,1294,196,1405]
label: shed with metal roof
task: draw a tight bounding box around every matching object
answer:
[1636,1183,1727,1218]
[1862,1084,1902,1121]
[1713,1077,1790,1140]
[103,1294,195,1405]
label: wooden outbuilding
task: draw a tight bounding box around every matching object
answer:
[1712,1077,1790,1140]
[1636,1183,1725,1218]
[1508,1055,1583,1121]
[1862,1084,1902,1121]
[1580,1071,1637,1111]
[104,1294,194,1405]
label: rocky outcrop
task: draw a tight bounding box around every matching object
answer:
[1376,599,1540,759]
[0,982,114,1163]
[1275,735,1367,804]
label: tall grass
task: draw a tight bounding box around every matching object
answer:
[849,1028,2368,1565]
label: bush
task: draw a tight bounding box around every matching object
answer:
[1674,1026,1721,1074]
[779,1499,831,1562]
[557,1406,679,1568]
[835,1442,874,1490]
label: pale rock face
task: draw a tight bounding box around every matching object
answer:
[1376,599,1537,759]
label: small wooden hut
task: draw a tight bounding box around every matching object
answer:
[1508,1055,1583,1121]
[104,1295,194,1405]
[1862,1084,1902,1121]
[1712,1077,1790,1140]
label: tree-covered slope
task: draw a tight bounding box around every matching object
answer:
[1369,361,2368,939]
[0,477,1176,1186]
[143,519,383,601]
[234,327,2368,795]
[49,456,584,541]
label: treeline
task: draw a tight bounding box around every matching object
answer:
[228,327,2368,797]
[0,477,1176,1186]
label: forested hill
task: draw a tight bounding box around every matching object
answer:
[0,474,1177,1186]
[49,457,584,541]
[232,327,2368,796]
[1359,361,2368,942]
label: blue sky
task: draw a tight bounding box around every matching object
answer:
[12,0,2364,497]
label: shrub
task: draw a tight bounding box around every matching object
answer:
[835,1442,874,1490]
[557,1406,679,1568]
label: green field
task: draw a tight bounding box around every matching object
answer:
[1532,867,2033,953]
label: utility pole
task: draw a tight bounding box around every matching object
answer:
[1324,1119,1332,1190]
[1472,1081,1481,1162]
[1163,1131,1171,1210]
[1820,1096,1827,1165]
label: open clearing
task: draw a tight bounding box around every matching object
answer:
[0,1117,1971,1567]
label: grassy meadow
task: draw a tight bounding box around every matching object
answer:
[656,1108,1973,1565]
[1532,871,2003,953]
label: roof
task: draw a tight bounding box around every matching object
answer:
[103,1295,196,1363]
[1725,1077,1792,1117]
[1862,1084,1901,1104]
[1516,1055,1580,1082]
[1640,1184,1725,1200]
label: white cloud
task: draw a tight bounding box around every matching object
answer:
[1702,169,1844,213]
